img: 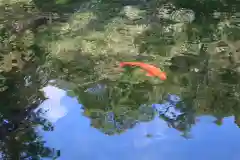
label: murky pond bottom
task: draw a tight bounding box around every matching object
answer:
[34,84,240,160]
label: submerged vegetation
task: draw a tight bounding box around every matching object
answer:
[0,0,240,159]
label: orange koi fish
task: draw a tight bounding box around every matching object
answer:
[119,62,167,80]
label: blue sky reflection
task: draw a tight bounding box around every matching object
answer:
[35,85,240,160]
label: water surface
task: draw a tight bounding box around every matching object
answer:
[0,0,240,159]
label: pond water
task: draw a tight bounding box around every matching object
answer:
[0,0,240,159]
[32,84,240,160]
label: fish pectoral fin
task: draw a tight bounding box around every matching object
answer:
[146,72,155,77]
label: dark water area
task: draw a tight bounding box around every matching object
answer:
[0,0,240,159]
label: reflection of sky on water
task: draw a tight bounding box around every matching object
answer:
[152,94,183,120]
[35,85,240,160]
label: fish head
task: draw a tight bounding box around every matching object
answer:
[158,72,167,81]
